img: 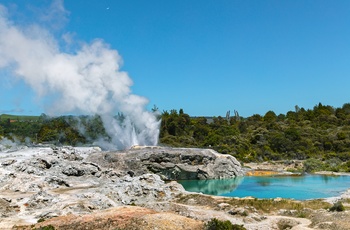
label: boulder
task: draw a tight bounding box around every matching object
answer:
[87,147,243,180]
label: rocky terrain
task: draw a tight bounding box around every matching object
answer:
[87,145,243,180]
[0,146,242,229]
[1,146,350,230]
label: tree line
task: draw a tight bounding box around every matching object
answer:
[159,103,350,171]
[2,103,350,171]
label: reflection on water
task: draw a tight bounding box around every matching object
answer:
[320,174,340,183]
[256,175,305,186]
[178,177,244,195]
[178,175,350,200]
[256,179,270,187]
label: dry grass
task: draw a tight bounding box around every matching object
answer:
[175,194,218,207]
[175,193,331,217]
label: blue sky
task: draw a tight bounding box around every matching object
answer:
[1,0,350,117]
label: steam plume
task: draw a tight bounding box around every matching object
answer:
[0,3,160,149]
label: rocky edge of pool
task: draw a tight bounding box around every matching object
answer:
[1,146,350,230]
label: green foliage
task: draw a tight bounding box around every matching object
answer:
[0,114,39,121]
[205,218,246,230]
[158,103,350,169]
[0,114,107,146]
[329,201,345,212]
[263,110,277,123]
[0,114,42,142]
[340,160,350,172]
[37,116,86,145]
[37,218,46,223]
[303,158,325,172]
[34,225,55,230]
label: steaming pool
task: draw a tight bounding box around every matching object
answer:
[178,174,350,200]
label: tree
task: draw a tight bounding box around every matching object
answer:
[263,111,277,123]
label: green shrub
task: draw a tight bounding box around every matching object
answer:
[329,201,345,212]
[37,218,46,223]
[303,158,325,172]
[341,160,350,172]
[34,225,55,230]
[205,218,246,230]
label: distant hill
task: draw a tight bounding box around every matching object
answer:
[0,114,39,121]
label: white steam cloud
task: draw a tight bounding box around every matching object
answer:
[0,2,160,149]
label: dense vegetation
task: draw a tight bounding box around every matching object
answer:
[0,114,112,146]
[161,104,350,158]
[2,103,350,171]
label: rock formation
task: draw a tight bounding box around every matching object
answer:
[86,146,243,180]
[0,146,242,228]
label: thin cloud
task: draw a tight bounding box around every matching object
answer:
[37,0,70,30]
[0,108,25,114]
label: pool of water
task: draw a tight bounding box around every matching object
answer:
[178,175,350,200]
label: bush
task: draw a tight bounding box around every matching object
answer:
[329,201,345,212]
[303,158,325,172]
[37,218,46,223]
[205,218,246,230]
[341,160,350,172]
[33,225,55,230]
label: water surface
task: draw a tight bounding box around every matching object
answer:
[178,175,350,200]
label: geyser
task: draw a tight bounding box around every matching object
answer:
[0,2,160,150]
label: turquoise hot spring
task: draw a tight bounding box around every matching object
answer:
[178,174,350,200]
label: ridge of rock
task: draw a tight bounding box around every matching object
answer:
[87,147,243,180]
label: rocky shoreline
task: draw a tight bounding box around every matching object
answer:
[1,146,350,229]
